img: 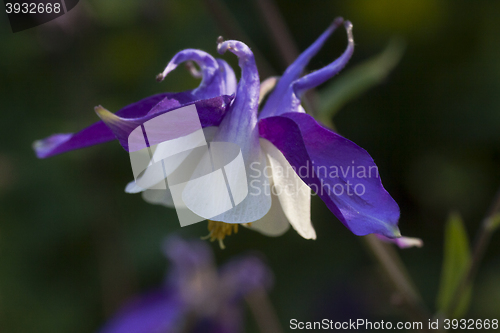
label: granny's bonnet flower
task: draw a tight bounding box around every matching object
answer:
[34,18,411,247]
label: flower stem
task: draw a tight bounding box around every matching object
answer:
[253,0,299,68]
[445,187,500,317]
[252,0,319,114]
[203,0,276,78]
[363,235,433,326]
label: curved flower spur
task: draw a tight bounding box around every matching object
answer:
[34,17,420,248]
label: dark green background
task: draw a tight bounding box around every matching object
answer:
[1,0,500,332]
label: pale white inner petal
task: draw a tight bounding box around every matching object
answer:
[260,139,316,240]
[208,147,272,223]
[125,127,218,194]
[247,189,291,236]
[141,188,175,207]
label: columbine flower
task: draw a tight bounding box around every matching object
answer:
[98,237,272,333]
[34,17,416,247]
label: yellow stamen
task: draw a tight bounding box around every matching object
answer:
[203,220,253,249]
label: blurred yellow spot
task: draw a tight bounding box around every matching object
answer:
[347,0,447,36]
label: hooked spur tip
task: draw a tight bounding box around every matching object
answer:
[333,17,344,27]
[94,105,118,123]
[156,73,164,82]
[216,36,227,54]
[344,20,354,43]
[344,20,353,31]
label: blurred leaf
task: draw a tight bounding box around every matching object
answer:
[317,38,405,128]
[436,212,472,318]
[486,213,500,231]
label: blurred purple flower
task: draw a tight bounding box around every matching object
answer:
[34,17,410,244]
[99,237,272,333]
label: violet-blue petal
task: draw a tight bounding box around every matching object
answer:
[216,59,237,96]
[157,49,226,100]
[293,21,354,97]
[376,234,423,249]
[219,256,273,300]
[162,236,215,281]
[215,40,260,154]
[96,95,233,152]
[259,112,400,237]
[211,40,272,223]
[35,50,235,159]
[33,93,168,158]
[99,289,185,333]
[259,18,345,118]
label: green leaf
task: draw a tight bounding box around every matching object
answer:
[436,212,472,318]
[317,38,405,128]
[486,213,500,231]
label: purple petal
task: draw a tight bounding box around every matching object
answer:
[162,237,220,314]
[376,234,423,249]
[97,95,233,152]
[157,49,227,100]
[34,93,169,159]
[293,21,354,97]
[162,236,215,279]
[99,289,184,333]
[216,59,237,96]
[259,19,354,118]
[212,40,272,223]
[220,256,273,300]
[259,112,400,237]
[260,17,343,118]
[215,40,260,155]
[35,50,236,159]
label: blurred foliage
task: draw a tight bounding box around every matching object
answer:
[1,0,500,332]
[436,212,471,318]
[486,213,500,232]
[317,38,405,128]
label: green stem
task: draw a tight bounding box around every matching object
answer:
[445,187,500,317]
[252,0,319,114]
[203,0,276,78]
[364,234,433,327]
[253,0,299,68]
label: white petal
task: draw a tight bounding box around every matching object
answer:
[209,148,272,223]
[261,139,316,240]
[181,142,248,221]
[124,126,218,194]
[247,190,290,236]
[141,188,176,207]
[125,180,143,193]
